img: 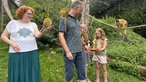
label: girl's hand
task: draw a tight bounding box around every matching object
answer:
[85,45,90,53]
[98,48,104,51]
[84,45,89,50]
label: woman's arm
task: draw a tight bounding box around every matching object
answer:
[1,28,20,52]
[1,28,13,45]
[34,26,42,38]
[34,25,54,38]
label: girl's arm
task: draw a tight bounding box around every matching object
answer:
[100,40,108,51]
[93,40,96,48]
[81,36,86,46]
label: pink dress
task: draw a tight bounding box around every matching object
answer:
[92,38,108,64]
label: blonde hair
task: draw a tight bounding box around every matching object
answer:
[80,24,87,29]
[16,5,34,19]
[93,28,106,47]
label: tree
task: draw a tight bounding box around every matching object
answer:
[2,0,13,20]
[80,0,90,27]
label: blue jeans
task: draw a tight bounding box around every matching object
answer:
[82,51,90,64]
[64,51,86,81]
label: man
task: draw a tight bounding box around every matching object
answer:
[59,1,86,82]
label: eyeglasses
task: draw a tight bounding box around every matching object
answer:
[26,13,33,16]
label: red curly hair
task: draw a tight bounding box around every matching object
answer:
[16,5,34,19]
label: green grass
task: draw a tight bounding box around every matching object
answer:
[0,40,8,82]
[39,47,144,82]
[0,39,145,82]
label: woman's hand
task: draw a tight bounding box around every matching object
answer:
[45,25,54,31]
[40,25,54,33]
[11,42,20,52]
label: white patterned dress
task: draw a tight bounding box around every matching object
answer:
[92,38,108,64]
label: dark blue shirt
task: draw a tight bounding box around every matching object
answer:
[59,15,82,53]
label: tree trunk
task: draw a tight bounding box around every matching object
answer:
[13,0,24,6]
[2,0,13,20]
[80,0,90,28]
[139,66,146,77]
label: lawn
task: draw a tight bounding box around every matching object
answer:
[0,39,144,82]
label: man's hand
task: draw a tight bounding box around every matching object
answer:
[66,51,73,60]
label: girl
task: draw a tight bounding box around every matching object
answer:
[92,28,108,82]
[80,24,91,82]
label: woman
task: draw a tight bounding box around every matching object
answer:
[1,5,52,82]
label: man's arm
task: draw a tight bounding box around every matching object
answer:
[59,32,73,60]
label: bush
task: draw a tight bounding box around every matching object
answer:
[109,60,143,79]
[25,0,71,49]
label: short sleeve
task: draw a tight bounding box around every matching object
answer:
[93,39,96,45]
[58,17,66,32]
[31,22,37,29]
[105,38,108,41]
[6,20,15,33]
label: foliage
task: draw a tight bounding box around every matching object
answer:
[119,7,145,25]
[88,17,146,80]
[0,12,11,33]
[0,40,9,82]
[88,16,120,45]
[91,0,146,24]
[107,30,146,66]
[1,1,146,81]
[109,60,141,79]
[89,0,113,18]
[133,27,146,38]
[90,0,146,38]
[23,0,71,49]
